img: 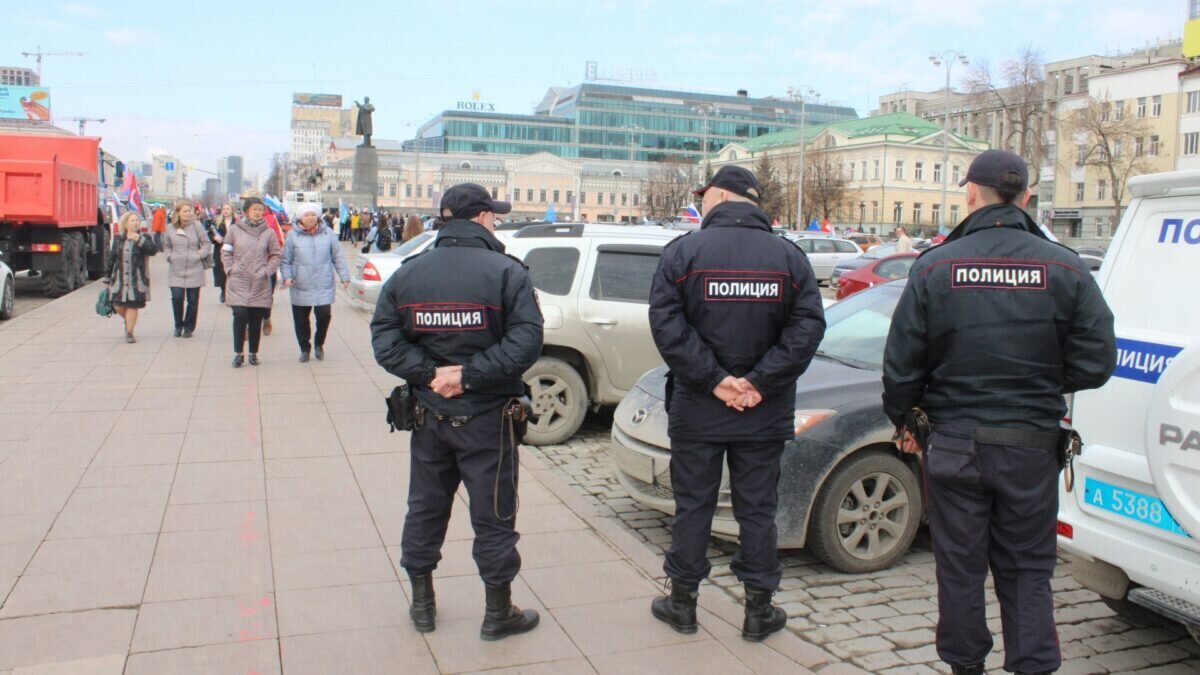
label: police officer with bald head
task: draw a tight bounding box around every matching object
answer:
[883,150,1116,674]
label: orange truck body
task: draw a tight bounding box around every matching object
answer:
[0,134,99,228]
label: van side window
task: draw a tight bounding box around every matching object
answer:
[523,247,580,296]
[590,251,658,303]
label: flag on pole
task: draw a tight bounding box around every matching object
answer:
[678,204,701,223]
[126,171,143,214]
[544,202,557,222]
[807,217,819,231]
[338,199,348,223]
[263,194,286,216]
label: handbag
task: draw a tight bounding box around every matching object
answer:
[361,242,371,254]
[196,223,214,269]
[95,287,114,318]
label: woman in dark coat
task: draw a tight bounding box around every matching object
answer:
[103,211,158,343]
[209,203,236,303]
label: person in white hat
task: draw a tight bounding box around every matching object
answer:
[279,203,350,362]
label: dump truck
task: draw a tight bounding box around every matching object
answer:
[0,134,110,297]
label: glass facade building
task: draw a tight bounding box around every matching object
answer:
[413,84,858,163]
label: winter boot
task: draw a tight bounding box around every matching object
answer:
[480,583,539,641]
[742,585,787,642]
[408,573,436,633]
[950,664,985,675]
[650,579,699,634]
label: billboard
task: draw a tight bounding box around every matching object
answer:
[293,92,342,107]
[0,85,51,121]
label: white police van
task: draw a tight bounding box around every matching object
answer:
[1057,170,1200,644]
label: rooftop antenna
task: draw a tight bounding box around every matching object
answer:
[20,45,86,80]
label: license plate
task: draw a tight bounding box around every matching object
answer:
[1083,477,1192,539]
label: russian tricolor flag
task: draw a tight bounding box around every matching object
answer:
[678,204,701,223]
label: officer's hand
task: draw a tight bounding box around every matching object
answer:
[431,365,464,399]
[733,378,763,409]
[896,429,922,455]
[713,376,749,412]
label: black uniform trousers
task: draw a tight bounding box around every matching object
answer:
[401,405,521,585]
[291,304,331,352]
[925,425,1061,674]
[664,439,785,591]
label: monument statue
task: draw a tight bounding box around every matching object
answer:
[354,97,375,147]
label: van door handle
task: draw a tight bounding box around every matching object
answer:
[586,317,618,326]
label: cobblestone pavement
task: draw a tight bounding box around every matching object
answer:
[526,412,1200,674]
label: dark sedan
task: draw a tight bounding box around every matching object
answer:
[610,281,924,573]
[829,242,898,289]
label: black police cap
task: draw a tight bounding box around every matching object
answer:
[440,183,512,220]
[693,165,762,203]
[959,149,1028,191]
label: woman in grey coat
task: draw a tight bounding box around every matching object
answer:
[280,203,350,362]
[164,202,213,338]
[221,197,282,368]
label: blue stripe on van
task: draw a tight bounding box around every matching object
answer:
[1113,338,1183,384]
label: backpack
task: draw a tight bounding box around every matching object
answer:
[376,224,392,251]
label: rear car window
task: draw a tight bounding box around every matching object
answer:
[812,240,837,254]
[523,247,580,296]
[875,257,915,280]
[590,251,659,303]
[834,240,859,253]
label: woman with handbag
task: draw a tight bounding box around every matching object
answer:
[209,203,236,303]
[222,196,282,368]
[103,211,157,343]
[164,201,213,338]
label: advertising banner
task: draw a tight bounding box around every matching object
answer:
[0,85,51,121]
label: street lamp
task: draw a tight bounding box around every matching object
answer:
[787,85,820,229]
[859,200,866,229]
[930,50,968,232]
[691,104,719,177]
[620,124,643,163]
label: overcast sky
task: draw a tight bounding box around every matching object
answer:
[4,0,1186,176]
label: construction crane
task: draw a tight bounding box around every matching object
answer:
[20,46,86,80]
[55,117,106,135]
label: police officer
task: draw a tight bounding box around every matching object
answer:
[882,150,1116,674]
[648,165,825,641]
[371,183,544,640]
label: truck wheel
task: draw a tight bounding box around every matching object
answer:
[808,450,923,573]
[87,225,110,281]
[0,274,14,320]
[72,231,89,289]
[41,232,80,298]
[522,356,588,446]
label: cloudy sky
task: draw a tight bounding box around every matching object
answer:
[3,0,1186,177]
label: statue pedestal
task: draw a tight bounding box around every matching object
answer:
[351,145,379,209]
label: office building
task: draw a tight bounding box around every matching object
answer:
[0,66,39,86]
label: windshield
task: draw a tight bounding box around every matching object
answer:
[391,232,434,256]
[862,243,897,260]
[817,283,904,369]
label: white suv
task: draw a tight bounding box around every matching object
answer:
[1057,170,1200,643]
[505,223,684,445]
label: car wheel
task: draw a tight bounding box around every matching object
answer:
[808,451,922,573]
[522,356,588,446]
[1099,595,1161,627]
[0,275,13,320]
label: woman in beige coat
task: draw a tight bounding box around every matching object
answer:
[221,197,281,367]
[164,202,212,338]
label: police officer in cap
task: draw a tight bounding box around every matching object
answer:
[882,150,1116,674]
[648,165,825,641]
[371,183,544,640]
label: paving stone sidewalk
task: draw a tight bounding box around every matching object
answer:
[0,254,827,674]
[528,412,1200,674]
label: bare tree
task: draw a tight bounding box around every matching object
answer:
[753,154,786,223]
[264,153,286,197]
[1062,95,1157,228]
[803,148,855,224]
[643,157,699,220]
[964,46,1048,186]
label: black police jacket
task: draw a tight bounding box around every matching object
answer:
[649,201,826,442]
[882,203,1116,432]
[370,219,544,416]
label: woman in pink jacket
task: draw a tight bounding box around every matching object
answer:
[221,197,281,368]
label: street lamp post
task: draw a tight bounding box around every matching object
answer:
[930,50,969,232]
[787,86,820,229]
[859,200,866,229]
[691,104,719,178]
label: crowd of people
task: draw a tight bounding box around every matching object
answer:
[102,196,426,365]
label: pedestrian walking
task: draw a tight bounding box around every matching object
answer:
[647,166,825,641]
[882,150,1117,675]
[371,183,543,641]
[150,205,166,250]
[894,226,913,254]
[103,211,158,344]
[209,204,236,303]
[280,203,350,362]
[222,197,282,368]
[349,210,361,243]
[402,214,423,243]
[262,209,285,337]
[163,202,212,338]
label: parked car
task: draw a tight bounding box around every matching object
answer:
[611,281,924,573]
[0,261,15,320]
[782,236,862,284]
[848,234,884,251]
[1074,246,1105,272]
[834,253,918,300]
[348,231,437,307]
[505,223,684,444]
[829,242,899,288]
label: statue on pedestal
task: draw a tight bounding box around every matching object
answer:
[354,97,375,147]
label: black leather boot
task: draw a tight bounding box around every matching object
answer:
[950,665,985,675]
[650,579,699,634]
[408,573,436,633]
[742,585,787,642]
[480,583,539,641]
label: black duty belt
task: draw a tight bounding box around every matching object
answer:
[972,426,1060,451]
[413,399,472,428]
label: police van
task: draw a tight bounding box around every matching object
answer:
[1057,170,1200,644]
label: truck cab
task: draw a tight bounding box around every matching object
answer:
[1057,170,1200,644]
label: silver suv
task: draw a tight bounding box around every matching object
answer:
[505,223,684,445]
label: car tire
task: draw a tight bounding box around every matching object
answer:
[808,450,923,573]
[523,356,588,446]
[1099,594,1162,628]
[0,274,13,320]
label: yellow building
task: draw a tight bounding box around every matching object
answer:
[290,93,353,162]
[710,112,988,234]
